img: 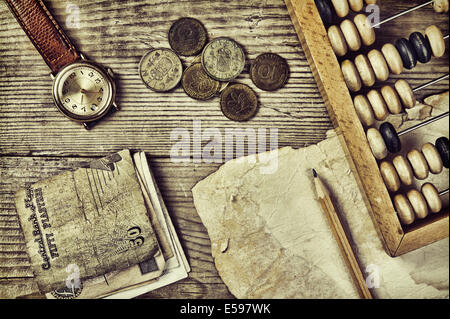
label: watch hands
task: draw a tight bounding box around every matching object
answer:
[80,89,100,94]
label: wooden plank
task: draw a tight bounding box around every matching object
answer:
[1,0,447,158]
[0,0,332,158]
[0,0,448,298]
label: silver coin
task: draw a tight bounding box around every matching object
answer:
[139,48,183,92]
[201,37,245,82]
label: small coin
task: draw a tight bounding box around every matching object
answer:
[220,83,258,122]
[202,37,246,82]
[169,18,208,56]
[139,48,183,92]
[250,53,289,91]
[182,63,221,100]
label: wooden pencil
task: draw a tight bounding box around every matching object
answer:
[312,169,373,299]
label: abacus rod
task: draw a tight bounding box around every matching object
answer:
[398,111,449,137]
[371,1,434,28]
[444,34,449,40]
[440,189,449,197]
[412,74,450,93]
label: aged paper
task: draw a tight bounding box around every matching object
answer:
[46,151,189,299]
[15,150,159,293]
[192,127,449,299]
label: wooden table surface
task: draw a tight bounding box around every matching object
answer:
[0,0,448,299]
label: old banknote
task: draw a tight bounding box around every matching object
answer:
[15,150,159,293]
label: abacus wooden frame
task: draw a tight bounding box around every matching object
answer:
[285,0,449,256]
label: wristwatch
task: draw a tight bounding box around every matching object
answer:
[6,0,119,129]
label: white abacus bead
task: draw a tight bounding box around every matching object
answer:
[367,49,389,82]
[380,160,401,192]
[354,14,376,46]
[425,25,446,58]
[394,194,415,225]
[341,59,362,92]
[381,85,403,114]
[421,143,444,174]
[340,19,362,51]
[407,189,429,219]
[433,0,449,13]
[328,25,348,57]
[367,89,388,121]
[395,79,416,109]
[407,149,430,180]
[353,95,376,127]
[367,128,388,160]
[349,0,364,12]
[355,54,376,87]
[382,43,403,75]
[393,155,414,186]
[331,0,350,17]
[421,183,443,213]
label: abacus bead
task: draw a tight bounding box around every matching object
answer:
[395,38,417,70]
[348,0,364,12]
[394,194,415,225]
[433,0,449,13]
[393,155,414,186]
[381,85,403,114]
[340,19,362,51]
[354,14,376,46]
[435,137,449,168]
[407,189,429,219]
[394,79,416,109]
[354,54,376,87]
[328,25,348,57]
[379,122,401,153]
[353,95,376,127]
[341,60,362,92]
[367,90,388,121]
[367,128,388,160]
[382,43,403,75]
[421,183,442,213]
[367,49,389,82]
[315,0,334,25]
[425,25,446,58]
[421,143,443,174]
[407,149,430,180]
[409,32,432,64]
[380,161,401,192]
[331,0,349,17]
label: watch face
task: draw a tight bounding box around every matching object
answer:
[53,62,114,122]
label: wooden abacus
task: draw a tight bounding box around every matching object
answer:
[285,0,449,256]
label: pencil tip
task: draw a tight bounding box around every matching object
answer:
[312,169,317,178]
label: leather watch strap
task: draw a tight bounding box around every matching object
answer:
[6,0,80,74]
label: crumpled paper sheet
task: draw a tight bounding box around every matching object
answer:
[192,93,449,299]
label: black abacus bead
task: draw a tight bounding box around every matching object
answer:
[395,38,418,70]
[436,137,449,168]
[380,122,401,153]
[409,32,432,64]
[314,0,334,25]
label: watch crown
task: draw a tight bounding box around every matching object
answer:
[107,68,115,78]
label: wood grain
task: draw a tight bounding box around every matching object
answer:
[0,0,448,298]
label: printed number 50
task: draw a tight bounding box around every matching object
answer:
[127,226,145,248]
